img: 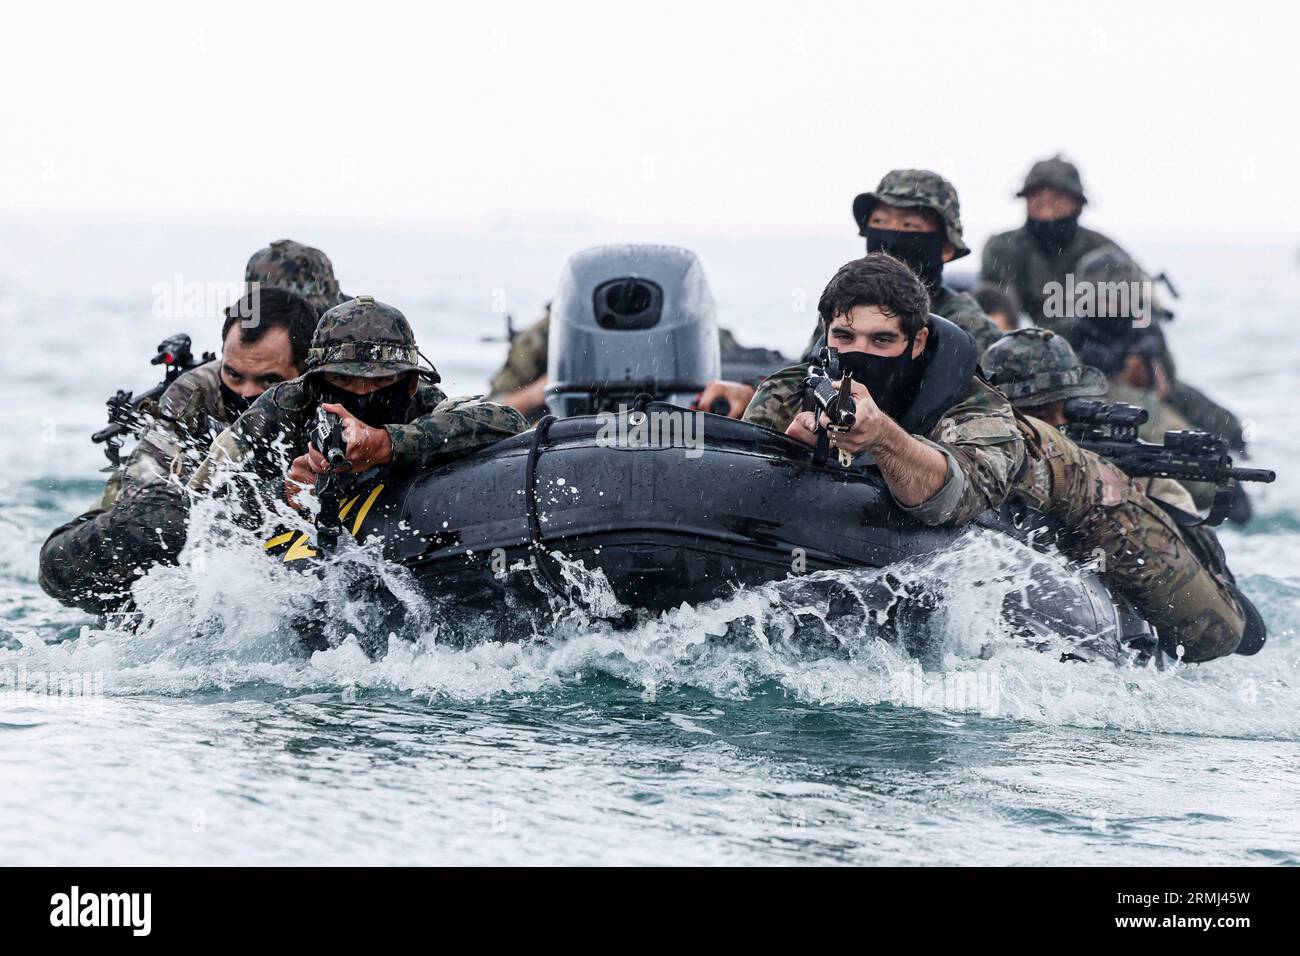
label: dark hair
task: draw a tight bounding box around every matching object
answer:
[221,286,319,372]
[817,253,930,337]
[974,284,1021,324]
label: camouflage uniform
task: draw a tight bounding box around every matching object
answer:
[191,296,527,500]
[39,362,231,613]
[245,239,349,314]
[980,157,1122,328]
[488,310,551,398]
[39,241,348,614]
[744,365,1024,527]
[980,329,1249,661]
[845,169,1003,357]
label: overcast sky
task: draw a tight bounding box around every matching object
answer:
[3,0,1296,244]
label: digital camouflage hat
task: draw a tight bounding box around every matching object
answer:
[305,296,436,380]
[1017,154,1088,204]
[851,169,971,260]
[245,239,348,313]
[979,327,1107,406]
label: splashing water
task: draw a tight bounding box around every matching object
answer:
[2,234,1298,865]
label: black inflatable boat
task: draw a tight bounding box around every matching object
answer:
[266,244,1157,661]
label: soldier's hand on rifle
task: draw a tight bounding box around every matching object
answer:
[786,380,882,455]
[824,379,882,454]
[313,402,394,473]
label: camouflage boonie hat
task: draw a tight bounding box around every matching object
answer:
[245,239,348,313]
[852,169,970,260]
[1017,154,1088,204]
[980,327,1107,406]
[306,296,434,380]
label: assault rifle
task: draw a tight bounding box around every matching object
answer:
[91,333,215,465]
[1062,398,1274,526]
[803,346,857,468]
[309,406,351,554]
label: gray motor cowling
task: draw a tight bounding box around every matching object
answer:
[545,244,720,416]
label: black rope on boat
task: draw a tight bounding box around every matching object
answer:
[524,415,571,601]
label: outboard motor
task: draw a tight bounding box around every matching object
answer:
[545,244,720,417]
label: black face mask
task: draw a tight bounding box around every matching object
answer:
[834,341,921,422]
[865,227,945,294]
[219,381,254,418]
[316,377,413,427]
[1026,214,1079,256]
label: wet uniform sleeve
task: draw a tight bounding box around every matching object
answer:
[900,380,1025,526]
[187,381,309,493]
[741,364,807,434]
[385,396,528,469]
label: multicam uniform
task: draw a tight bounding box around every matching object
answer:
[39,363,230,613]
[743,365,1025,527]
[979,328,1250,662]
[1010,415,1246,662]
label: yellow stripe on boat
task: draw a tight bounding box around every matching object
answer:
[350,484,385,536]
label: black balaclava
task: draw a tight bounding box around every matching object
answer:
[864,227,946,294]
[833,337,923,422]
[1026,214,1080,257]
[316,376,414,428]
[219,381,254,418]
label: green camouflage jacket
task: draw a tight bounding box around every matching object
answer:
[743,364,1024,526]
[190,377,527,492]
[980,223,1121,328]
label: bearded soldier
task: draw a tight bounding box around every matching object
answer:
[40,287,318,613]
[744,253,1025,528]
[705,170,1003,420]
